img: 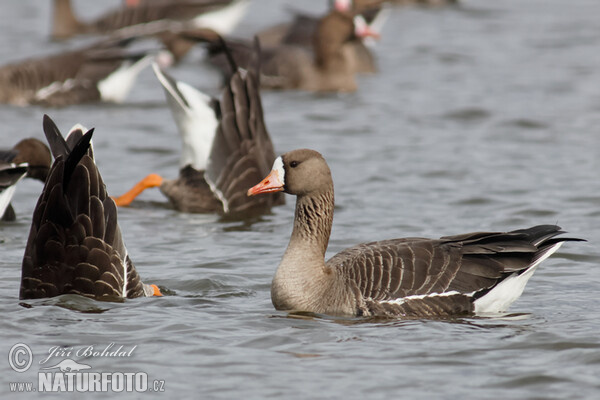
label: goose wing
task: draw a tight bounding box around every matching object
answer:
[329,225,581,316]
[205,39,284,216]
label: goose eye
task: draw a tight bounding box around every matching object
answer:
[289,161,299,168]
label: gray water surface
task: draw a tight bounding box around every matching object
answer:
[1,0,599,398]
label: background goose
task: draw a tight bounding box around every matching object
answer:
[201,10,379,91]
[0,38,171,107]
[20,115,161,300]
[51,0,249,40]
[255,0,387,74]
[114,43,284,217]
[248,149,583,318]
[0,164,28,222]
[0,138,52,221]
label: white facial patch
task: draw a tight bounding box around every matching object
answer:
[272,156,285,185]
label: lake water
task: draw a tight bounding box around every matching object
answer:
[1,0,599,398]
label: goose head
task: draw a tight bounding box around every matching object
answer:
[247,149,332,198]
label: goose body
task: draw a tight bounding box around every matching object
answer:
[255,3,386,74]
[52,0,248,40]
[0,40,166,107]
[20,116,160,300]
[248,149,582,318]
[114,45,284,216]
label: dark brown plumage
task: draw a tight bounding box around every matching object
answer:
[20,115,159,300]
[248,149,583,318]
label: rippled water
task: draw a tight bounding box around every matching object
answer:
[1,0,599,398]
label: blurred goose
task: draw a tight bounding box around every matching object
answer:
[204,10,379,91]
[0,39,170,107]
[247,149,583,318]
[20,115,161,300]
[0,138,52,221]
[0,164,28,222]
[52,0,249,40]
[114,43,284,217]
[389,0,458,6]
[255,0,388,74]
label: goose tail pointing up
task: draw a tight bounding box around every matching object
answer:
[20,115,161,300]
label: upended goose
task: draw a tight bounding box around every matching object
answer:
[0,138,52,221]
[20,115,161,300]
[114,45,284,217]
[52,0,249,40]
[248,149,583,318]
[0,38,170,107]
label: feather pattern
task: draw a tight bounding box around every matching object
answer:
[20,115,152,300]
[254,149,584,318]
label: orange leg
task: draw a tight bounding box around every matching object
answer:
[112,174,163,206]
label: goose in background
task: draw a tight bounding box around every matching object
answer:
[0,37,172,107]
[114,41,284,217]
[247,149,583,318]
[20,115,162,300]
[255,0,388,74]
[0,164,28,222]
[0,138,52,221]
[195,10,380,91]
[51,0,250,40]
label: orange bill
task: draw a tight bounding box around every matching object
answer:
[247,169,284,196]
[150,284,163,297]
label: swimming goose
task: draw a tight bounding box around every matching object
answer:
[254,0,387,74]
[0,138,52,221]
[0,139,52,183]
[113,44,284,217]
[20,115,161,300]
[247,149,583,318]
[52,0,249,40]
[204,10,379,91]
[0,39,169,107]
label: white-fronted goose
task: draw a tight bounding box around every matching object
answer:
[247,149,583,318]
[205,10,379,92]
[114,46,284,217]
[0,138,52,221]
[254,6,385,75]
[52,0,249,40]
[253,0,387,74]
[0,38,169,107]
[20,115,161,300]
